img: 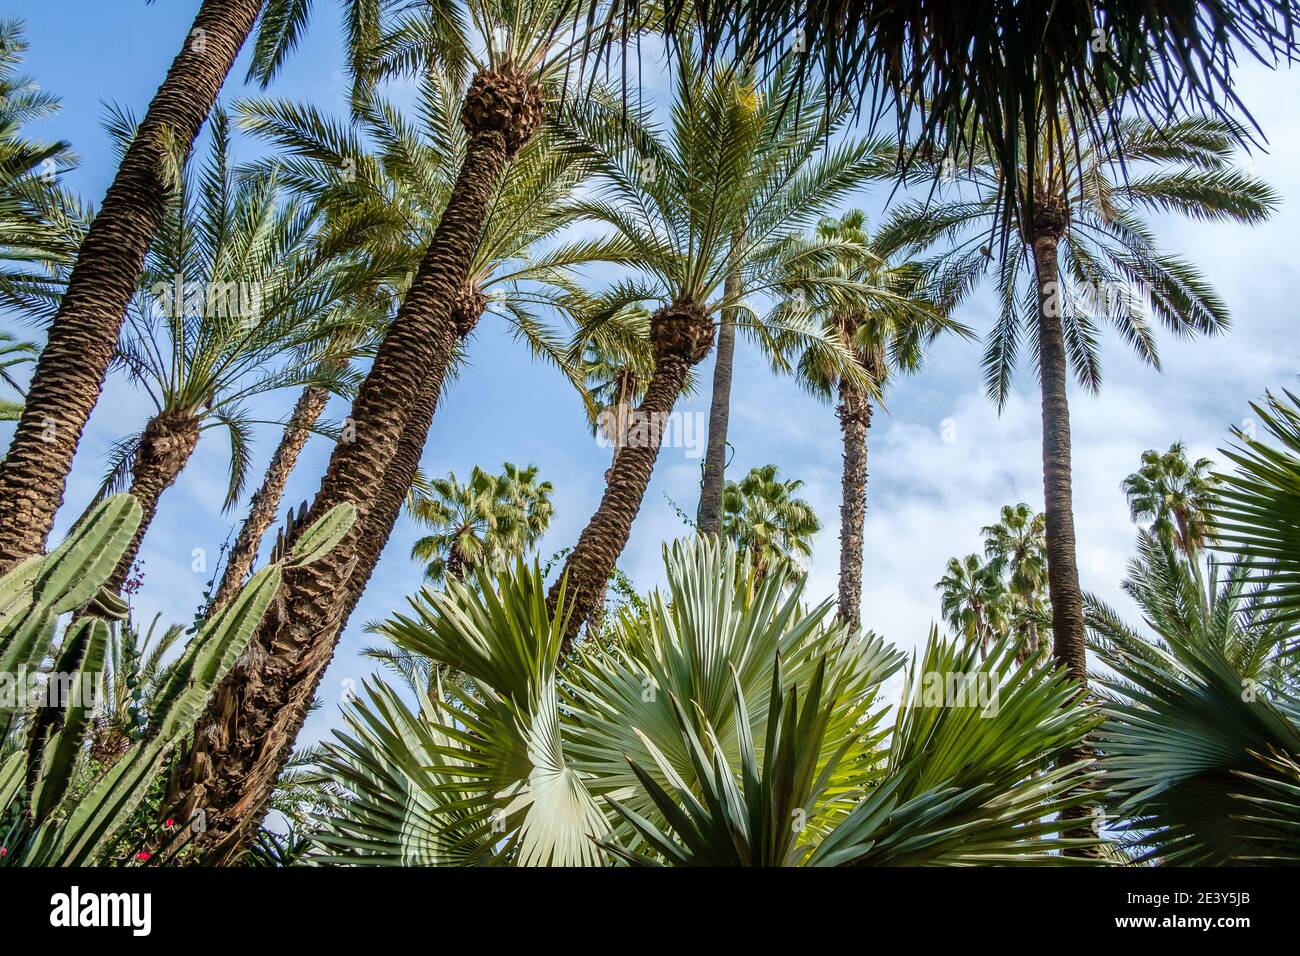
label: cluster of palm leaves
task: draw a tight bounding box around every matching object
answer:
[408,462,554,584]
[312,536,1100,866]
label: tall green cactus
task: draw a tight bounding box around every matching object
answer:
[0,494,356,866]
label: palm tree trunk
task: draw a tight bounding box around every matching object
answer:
[0,0,265,571]
[340,284,485,611]
[1031,230,1086,688]
[166,72,542,865]
[109,412,203,594]
[837,377,871,630]
[549,302,714,650]
[207,385,329,614]
[1032,219,1100,854]
[695,238,743,535]
[695,302,737,535]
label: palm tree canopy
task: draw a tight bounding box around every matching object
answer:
[879,113,1278,407]
[936,552,1009,648]
[721,463,821,579]
[1123,441,1218,556]
[409,461,554,583]
[102,108,380,509]
[773,208,968,405]
[0,19,88,319]
[554,52,899,375]
[636,1,1300,232]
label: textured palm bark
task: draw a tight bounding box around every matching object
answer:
[1032,212,1100,854]
[169,72,542,865]
[0,0,265,571]
[550,301,714,650]
[207,385,329,615]
[695,272,741,535]
[108,413,202,594]
[335,284,486,617]
[836,377,871,631]
[1031,228,1086,690]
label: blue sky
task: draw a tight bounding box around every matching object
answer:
[5,1,1300,749]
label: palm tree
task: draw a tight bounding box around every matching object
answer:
[311,536,1100,865]
[983,502,1051,662]
[92,112,369,594]
[1122,441,1217,558]
[775,209,961,629]
[882,113,1276,691]
[936,553,1009,659]
[409,463,553,584]
[548,55,894,644]
[720,464,820,582]
[0,0,271,566]
[173,3,629,862]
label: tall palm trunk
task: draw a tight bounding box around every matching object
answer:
[337,285,486,618]
[1030,220,1086,688]
[550,301,714,649]
[109,412,203,593]
[166,72,542,865]
[1031,206,1099,853]
[0,0,265,571]
[207,384,329,614]
[836,376,871,631]
[695,236,743,535]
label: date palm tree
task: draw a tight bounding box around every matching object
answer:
[936,553,1009,659]
[983,502,1050,662]
[774,209,962,629]
[0,0,273,565]
[548,54,894,644]
[93,110,370,594]
[720,464,820,582]
[881,113,1276,691]
[1122,441,1217,559]
[410,463,554,584]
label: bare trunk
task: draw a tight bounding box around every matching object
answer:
[695,270,740,535]
[0,0,265,570]
[207,385,329,615]
[549,302,714,650]
[108,413,202,594]
[167,72,543,865]
[1031,231,1086,689]
[837,377,871,631]
[1032,220,1099,854]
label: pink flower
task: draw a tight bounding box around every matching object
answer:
[0,847,7,857]
[135,851,151,862]
[164,818,174,828]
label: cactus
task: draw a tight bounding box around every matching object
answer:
[0,495,356,866]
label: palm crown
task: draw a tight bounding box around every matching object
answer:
[1122,441,1217,558]
[880,114,1277,405]
[721,464,821,581]
[102,110,375,510]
